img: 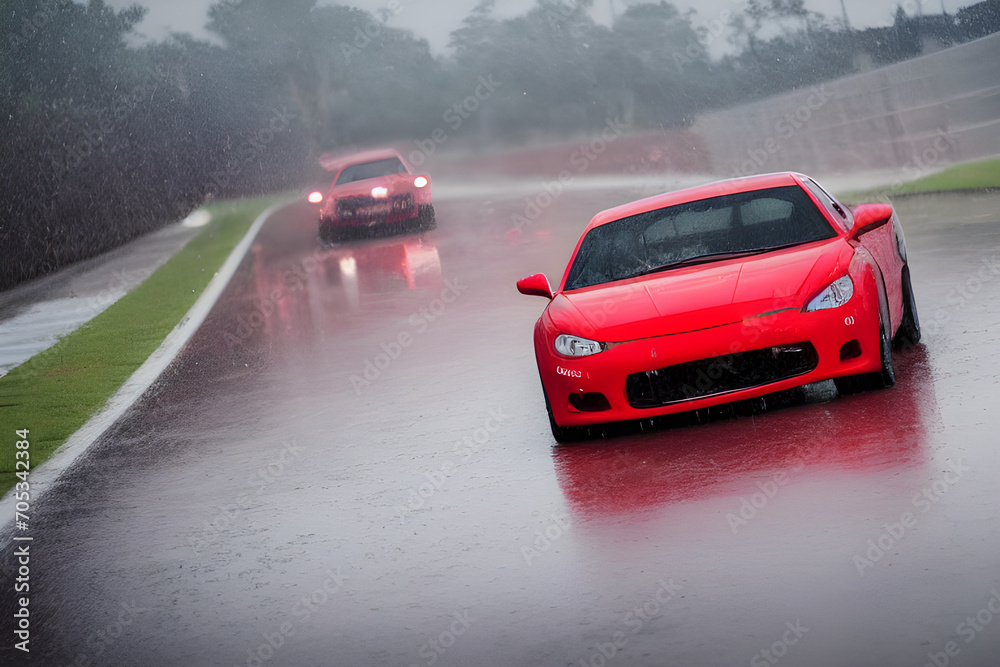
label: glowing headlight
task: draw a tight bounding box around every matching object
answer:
[413,176,428,188]
[307,191,324,204]
[554,334,606,357]
[371,186,388,198]
[805,275,854,312]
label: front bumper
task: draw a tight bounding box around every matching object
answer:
[537,301,881,427]
[323,192,418,228]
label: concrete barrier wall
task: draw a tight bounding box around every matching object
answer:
[693,32,1000,177]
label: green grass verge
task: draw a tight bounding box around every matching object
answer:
[839,157,1000,203]
[0,195,289,497]
[892,157,1000,194]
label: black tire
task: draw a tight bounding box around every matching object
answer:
[418,204,436,231]
[874,306,896,388]
[544,390,572,443]
[893,266,921,349]
[835,305,895,395]
[318,221,334,244]
[542,383,588,443]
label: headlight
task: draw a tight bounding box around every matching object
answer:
[307,191,324,204]
[554,334,606,357]
[413,176,428,188]
[805,275,854,312]
[371,186,388,198]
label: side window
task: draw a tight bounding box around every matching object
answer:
[741,198,794,226]
[803,179,853,231]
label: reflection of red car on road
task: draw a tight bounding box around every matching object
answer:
[554,344,936,518]
[517,172,921,442]
[311,149,435,242]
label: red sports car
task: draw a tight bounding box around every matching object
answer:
[517,172,920,442]
[310,148,434,242]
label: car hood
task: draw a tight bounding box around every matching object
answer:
[549,240,853,342]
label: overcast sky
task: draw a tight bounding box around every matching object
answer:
[105,0,959,55]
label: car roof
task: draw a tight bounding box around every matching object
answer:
[319,148,407,173]
[586,172,809,232]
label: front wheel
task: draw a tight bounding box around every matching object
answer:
[894,266,921,349]
[418,204,436,231]
[318,221,335,244]
[542,384,587,443]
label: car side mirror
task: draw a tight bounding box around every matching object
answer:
[850,203,893,240]
[516,273,553,299]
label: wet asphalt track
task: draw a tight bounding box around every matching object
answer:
[2,186,999,667]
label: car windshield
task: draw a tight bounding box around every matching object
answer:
[335,157,409,185]
[564,185,837,290]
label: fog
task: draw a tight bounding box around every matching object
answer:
[107,0,956,55]
[3,4,1000,665]
[2,0,998,288]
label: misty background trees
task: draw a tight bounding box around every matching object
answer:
[2,0,999,289]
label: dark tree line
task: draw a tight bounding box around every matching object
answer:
[0,0,445,288]
[2,0,998,289]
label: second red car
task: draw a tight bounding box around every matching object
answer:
[311,149,435,242]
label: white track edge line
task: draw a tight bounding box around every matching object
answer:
[0,200,291,548]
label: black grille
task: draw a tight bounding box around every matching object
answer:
[337,193,414,217]
[625,342,819,408]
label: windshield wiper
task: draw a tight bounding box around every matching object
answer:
[638,243,804,276]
